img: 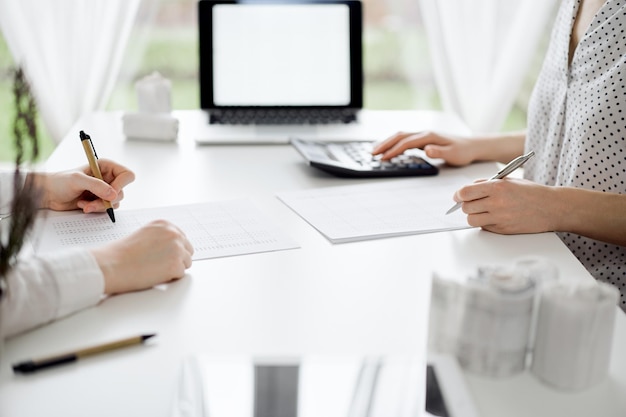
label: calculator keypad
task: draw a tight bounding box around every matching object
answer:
[341,142,432,171]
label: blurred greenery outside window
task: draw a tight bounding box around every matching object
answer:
[0,36,56,163]
[0,0,547,163]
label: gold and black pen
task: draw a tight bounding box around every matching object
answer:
[79,130,116,223]
[12,334,156,373]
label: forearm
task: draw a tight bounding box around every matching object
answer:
[469,131,526,164]
[552,187,626,246]
[26,172,50,209]
[1,248,104,338]
[0,171,28,214]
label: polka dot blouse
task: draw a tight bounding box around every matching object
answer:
[525,0,626,309]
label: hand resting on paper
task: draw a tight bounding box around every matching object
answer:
[91,219,194,294]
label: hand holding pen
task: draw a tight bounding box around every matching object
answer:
[34,152,135,215]
[446,151,535,214]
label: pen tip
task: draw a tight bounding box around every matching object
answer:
[106,208,115,223]
[79,130,88,140]
[142,334,157,342]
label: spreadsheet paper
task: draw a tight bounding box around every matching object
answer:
[277,176,472,243]
[34,199,299,260]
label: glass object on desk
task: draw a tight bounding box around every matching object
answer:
[171,355,425,417]
[530,280,619,391]
[428,264,538,378]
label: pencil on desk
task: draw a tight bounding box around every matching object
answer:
[12,333,156,374]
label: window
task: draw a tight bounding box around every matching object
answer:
[110,0,547,130]
[0,0,550,163]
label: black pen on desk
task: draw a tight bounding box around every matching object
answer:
[79,130,115,223]
[12,333,156,374]
[445,151,535,215]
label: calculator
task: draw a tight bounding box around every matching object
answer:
[290,138,438,178]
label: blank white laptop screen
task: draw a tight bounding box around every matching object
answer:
[196,0,365,143]
[213,4,351,106]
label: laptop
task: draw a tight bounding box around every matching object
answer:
[195,0,369,144]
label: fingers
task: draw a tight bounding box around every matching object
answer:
[372,131,441,160]
[450,181,502,224]
[78,191,125,213]
[77,160,135,213]
[72,174,117,213]
[162,222,194,276]
[454,180,521,232]
[373,131,463,163]
[455,181,492,204]
[153,219,195,257]
[98,159,136,192]
[371,131,411,155]
[180,245,193,270]
[166,221,195,258]
[466,212,496,229]
[82,159,135,192]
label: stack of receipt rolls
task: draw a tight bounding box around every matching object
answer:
[428,257,619,391]
[530,280,618,391]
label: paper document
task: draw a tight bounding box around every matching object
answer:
[34,199,299,260]
[277,176,471,243]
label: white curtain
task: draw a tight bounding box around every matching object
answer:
[418,0,558,133]
[0,0,140,143]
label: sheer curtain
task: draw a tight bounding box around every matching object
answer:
[417,0,558,133]
[0,0,140,143]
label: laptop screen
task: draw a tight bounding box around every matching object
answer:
[198,0,363,110]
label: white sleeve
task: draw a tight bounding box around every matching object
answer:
[0,247,105,338]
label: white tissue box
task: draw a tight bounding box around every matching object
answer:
[122,112,179,141]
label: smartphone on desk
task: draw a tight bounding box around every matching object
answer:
[290,138,439,178]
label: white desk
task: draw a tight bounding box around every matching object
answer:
[1,110,625,417]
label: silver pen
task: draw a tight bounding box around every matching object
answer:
[445,151,535,215]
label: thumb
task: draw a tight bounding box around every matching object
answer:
[424,144,447,159]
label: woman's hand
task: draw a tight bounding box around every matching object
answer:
[38,159,135,213]
[372,131,478,166]
[90,220,194,294]
[454,178,560,234]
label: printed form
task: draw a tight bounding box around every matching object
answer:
[277,176,472,243]
[34,199,299,260]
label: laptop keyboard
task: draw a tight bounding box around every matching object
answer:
[210,109,357,125]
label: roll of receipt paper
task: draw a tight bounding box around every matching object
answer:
[530,280,619,391]
[429,267,536,377]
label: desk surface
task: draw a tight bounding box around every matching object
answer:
[1,110,625,417]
